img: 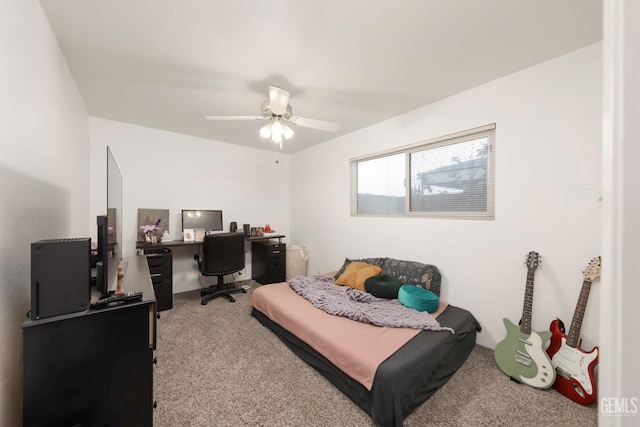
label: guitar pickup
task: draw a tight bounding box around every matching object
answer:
[556,367,572,380]
[516,356,532,366]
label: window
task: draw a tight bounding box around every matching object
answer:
[351,124,495,219]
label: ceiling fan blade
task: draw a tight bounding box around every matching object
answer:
[289,116,341,132]
[204,115,266,121]
[269,86,290,116]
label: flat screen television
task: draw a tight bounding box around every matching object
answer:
[181,210,223,234]
[96,147,123,297]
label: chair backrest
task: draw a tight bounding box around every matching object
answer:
[201,232,245,276]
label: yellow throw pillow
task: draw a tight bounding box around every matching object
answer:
[335,261,382,291]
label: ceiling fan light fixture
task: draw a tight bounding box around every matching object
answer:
[271,120,283,143]
[272,131,283,144]
[259,123,272,139]
[282,123,294,140]
[205,86,340,150]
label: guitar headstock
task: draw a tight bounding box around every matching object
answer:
[525,251,541,272]
[583,256,601,282]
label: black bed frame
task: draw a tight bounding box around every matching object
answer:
[251,305,480,426]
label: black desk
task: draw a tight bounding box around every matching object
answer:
[136,234,287,286]
[135,234,285,251]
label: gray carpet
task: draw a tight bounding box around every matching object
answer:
[153,282,598,426]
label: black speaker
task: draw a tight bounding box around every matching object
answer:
[31,238,91,320]
[229,221,237,233]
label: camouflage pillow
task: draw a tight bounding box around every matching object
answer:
[381,258,441,296]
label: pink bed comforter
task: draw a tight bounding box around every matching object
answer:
[251,282,448,391]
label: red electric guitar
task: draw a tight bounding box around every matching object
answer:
[547,256,601,405]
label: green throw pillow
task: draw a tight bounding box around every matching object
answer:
[364,275,403,299]
[398,285,439,313]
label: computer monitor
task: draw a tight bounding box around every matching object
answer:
[181,210,223,233]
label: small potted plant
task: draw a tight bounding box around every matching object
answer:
[140,219,162,243]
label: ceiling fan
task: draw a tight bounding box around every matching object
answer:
[205,86,341,149]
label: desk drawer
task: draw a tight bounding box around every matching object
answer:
[251,241,286,284]
[267,244,283,262]
[146,254,169,268]
[269,249,283,259]
[144,251,173,312]
[148,262,171,280]
[269,243,284,253]
[152,280,173,311]
[271,260,285,277]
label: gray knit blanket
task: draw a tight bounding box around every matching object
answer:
[288,276,454,333]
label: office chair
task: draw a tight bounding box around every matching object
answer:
[193,232,247,305]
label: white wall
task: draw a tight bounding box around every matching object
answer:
[89,118,290,293]
[291,43,603,350]
[0,1,89,424]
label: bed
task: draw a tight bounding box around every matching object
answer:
[250,257,480,426]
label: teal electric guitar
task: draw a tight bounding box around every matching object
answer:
[494,251,556,389]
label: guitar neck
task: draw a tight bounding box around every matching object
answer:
[520,270,535,335]
[566,280,592,348]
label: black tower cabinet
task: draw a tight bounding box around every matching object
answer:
[145,248,173,311]
[22,256,157,427]
[252,240,286,284]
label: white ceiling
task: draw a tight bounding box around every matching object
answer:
[39,0,602,153]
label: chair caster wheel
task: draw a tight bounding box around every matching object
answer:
[229,297,236,303]
[201,300,207,306]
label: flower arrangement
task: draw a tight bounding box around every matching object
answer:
[140,218,161,243]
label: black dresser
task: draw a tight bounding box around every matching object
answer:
[251,240,286,284]
[22,256,157,426]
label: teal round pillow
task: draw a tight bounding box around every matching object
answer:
[398,285,439,312]
[364,275,403,299]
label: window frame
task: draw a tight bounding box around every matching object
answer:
[350,124,496,220]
